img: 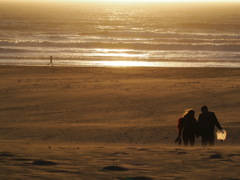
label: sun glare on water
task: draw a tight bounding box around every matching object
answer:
[98,61,151,67]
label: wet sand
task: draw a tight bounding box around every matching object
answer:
[0,66,240,179]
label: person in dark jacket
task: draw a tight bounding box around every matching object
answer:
[177,109,198,146]
[197,106,222,146]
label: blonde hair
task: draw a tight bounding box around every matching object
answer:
[182,108,194,118]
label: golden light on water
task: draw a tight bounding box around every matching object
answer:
[94,53,145,58]
[93,49,146,58]
[98,61,152,67]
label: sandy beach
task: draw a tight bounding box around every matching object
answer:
[0,65,240,179]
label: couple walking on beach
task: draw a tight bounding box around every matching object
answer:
[176,106,223,147]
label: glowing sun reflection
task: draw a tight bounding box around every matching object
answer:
[93,61,158,67]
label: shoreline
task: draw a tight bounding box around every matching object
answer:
[1,59,240,68]
[1,64,240,70]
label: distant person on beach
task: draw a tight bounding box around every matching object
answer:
[176,109,198,146]
[48,56,53,66]
[197,106,223,146]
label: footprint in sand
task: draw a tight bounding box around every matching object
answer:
[13,158,33,161]
[208,153,223,159]
[102,165,129,171]
[118,177,153,180]
[0,152,16,157]
[110,152,129,155]
[31,160,57,166]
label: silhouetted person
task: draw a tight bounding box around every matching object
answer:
[177,109,198,147]
[48,56,53,66]
[197,106,222,146]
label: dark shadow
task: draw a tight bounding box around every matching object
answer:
[102,166,129,171]
[32,160,57,166]
[110,152,129,155]
[118,177,153,180]
[0,152,15,157]
[46,169,81,175]
[13,158,32,161]
[208,154,223,159]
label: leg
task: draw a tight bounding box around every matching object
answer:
[201,136,208,147]
[209,135,215,146]
[190,136,195,146]
[182,137,189,146]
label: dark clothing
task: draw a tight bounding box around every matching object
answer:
[197,111,222,146]
[201,135,214,146]
[178,116,198,146]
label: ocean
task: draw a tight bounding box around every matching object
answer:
[0,1,240,67]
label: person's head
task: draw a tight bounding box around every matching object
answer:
[188,109,195,116]
[201,105,208,113]
[183,109,195,118]
[188,109,195,118]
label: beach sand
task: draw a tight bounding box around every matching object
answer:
[0,66,240,179]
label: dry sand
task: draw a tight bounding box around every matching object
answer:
[0,65,240,179]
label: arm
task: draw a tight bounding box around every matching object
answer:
[212,112,222,130]
[178,118,183,137]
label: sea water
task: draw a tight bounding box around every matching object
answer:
[0,1,240,67]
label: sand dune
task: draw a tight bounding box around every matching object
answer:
[0,66,239,179]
